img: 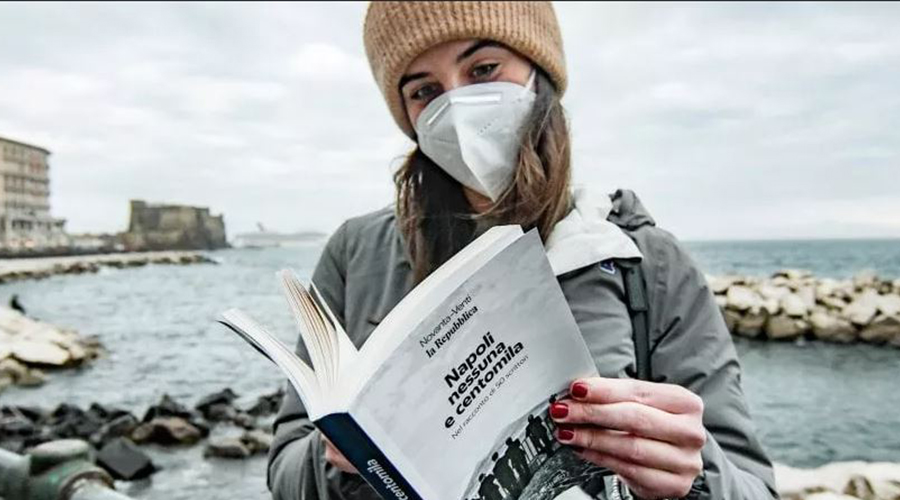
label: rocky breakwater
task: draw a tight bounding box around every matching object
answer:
[776,461,900,500]
[0,307,102,392]
[0,389,283,481]
[0,251,216,284]
[710,270,900,345]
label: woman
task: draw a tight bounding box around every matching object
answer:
[270,3,777,500]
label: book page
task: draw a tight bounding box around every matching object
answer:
[219,309,323,415]
[350,230,604,500]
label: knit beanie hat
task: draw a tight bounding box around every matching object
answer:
[363,1,567,138]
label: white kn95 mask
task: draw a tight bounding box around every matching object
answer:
[414,70,537,202]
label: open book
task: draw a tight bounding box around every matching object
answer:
[221,226,618,500]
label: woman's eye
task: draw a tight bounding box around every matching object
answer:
[411,83,440,102]
[471,63,499,80]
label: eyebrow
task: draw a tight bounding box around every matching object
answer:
[399,72,429,91]
[456,39,503,63]
[398,40,505,92]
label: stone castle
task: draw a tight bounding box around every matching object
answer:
[121,200,227,251]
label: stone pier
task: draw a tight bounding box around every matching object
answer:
[710,270,900,346]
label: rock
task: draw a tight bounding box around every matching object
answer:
[204,436,251,459]
[810,312,857,343]
[0,408,38,453]
[241,429,273,454]
[0,413,36,437]
[722,309,742,333]
[859,315,900,345]
[875,294,900,317]
[192,418,211,438]
[773,269,812,281]
[804,493,860,500]
[88,403,131,422]
[775,461,900,500]
[23,426,61,449]
[10,340,71,366]
[708,275,740,295]
[143,394,199,423]
[820,296,848,312]
[96,438,157,480]
[18,368,47,387]
[736,310,768,338]
[843,290,879,327]
[781,294,809,318]
[204,403,236,422]
[759,284,791,302]
[2,405,46,422]
[853,270,878,290]
[766,314,809,340]
[63,342,88,363]
[761,298,781,316]
[132,417,202,445]
[196,388,239,417]
[0,358,28,381]
[247,389,285,417]
[855,462,900,499]
[796,286,816,310]
[232,412,256,429]
[48,404,104,440]
[770,276,791,288]
[714,295,727,310]
[842,473,875,500]
[816,279,839,301]
[91,414,139,448]
[727,286,761,312]
[0,345,11,361]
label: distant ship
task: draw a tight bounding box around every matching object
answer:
[232,223,327,249]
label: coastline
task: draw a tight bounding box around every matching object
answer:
[0,251,217,284]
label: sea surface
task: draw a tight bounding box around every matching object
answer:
[2,239,899,499]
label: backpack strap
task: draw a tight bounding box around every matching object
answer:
[621,261,652,382]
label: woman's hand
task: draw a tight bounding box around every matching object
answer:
[550,377,706,499]
[322,435,358,474]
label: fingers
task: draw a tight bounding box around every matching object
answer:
[576,448,696,499]
[552,400,707,448]
[570,377,704,416]
[556,427,703,475]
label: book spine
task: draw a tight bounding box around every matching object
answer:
[316,413,423,500]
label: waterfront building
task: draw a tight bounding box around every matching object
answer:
[0,136,69,250]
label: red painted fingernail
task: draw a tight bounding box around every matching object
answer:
[557,427,575,442]
[549,403,568,419]
[571,382,589,399]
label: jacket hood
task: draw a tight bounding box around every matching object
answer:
[608,189,656,231]
[545,187,643,276]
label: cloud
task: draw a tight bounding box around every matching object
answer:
[289,42,371,83]
[0,2,897,240]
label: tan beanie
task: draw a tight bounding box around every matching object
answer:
[363,1,567,138]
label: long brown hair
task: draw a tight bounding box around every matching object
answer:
[394,68,572,284]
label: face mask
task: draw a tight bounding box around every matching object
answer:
[414,70,536,201]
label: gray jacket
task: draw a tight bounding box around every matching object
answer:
[268,190,779,500]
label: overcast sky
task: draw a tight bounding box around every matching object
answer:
[0,2,898,240]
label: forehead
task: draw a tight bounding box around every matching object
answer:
[405,38,509,74]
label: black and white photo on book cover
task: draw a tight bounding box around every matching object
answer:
[462,391,620,500]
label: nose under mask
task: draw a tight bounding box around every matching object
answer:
[414,70,537,202]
